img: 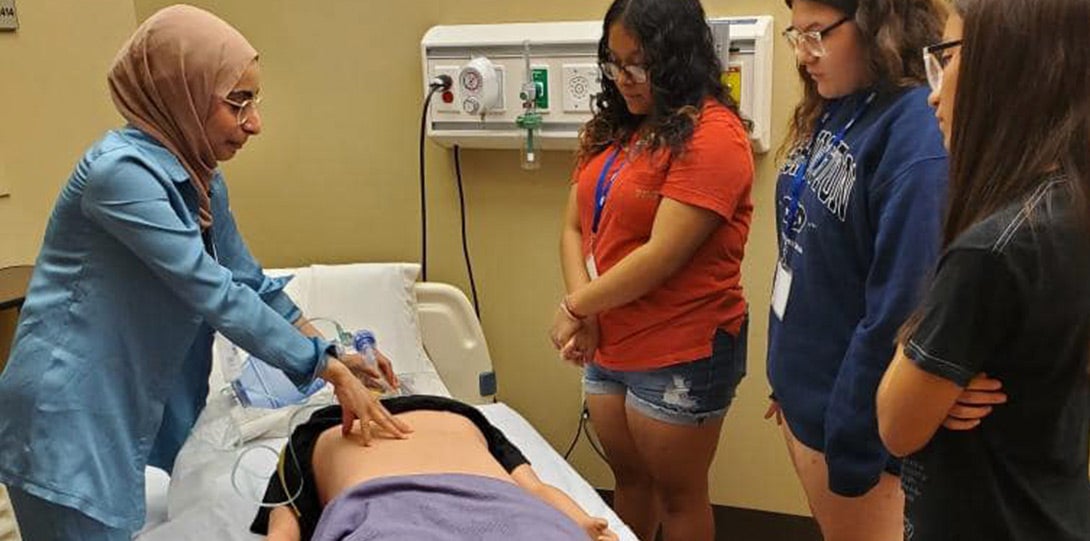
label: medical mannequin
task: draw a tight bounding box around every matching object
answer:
[251,396,618,541]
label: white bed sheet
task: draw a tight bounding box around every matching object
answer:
[137,398,635,540]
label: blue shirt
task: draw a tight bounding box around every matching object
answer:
[767,87,948,497]
[0,127,332,530]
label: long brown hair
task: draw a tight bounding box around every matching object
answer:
[780,0,946,157]
[899,0,1090,346]
[576,0,745,163]
[943,0,1090,246]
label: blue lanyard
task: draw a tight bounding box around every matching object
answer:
[783,92,877,243]
[592,147,625,234]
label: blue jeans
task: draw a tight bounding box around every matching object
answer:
[584,322,748,426]
[8,486,132,541]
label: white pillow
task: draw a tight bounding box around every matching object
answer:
[204,262,436,443]
[305,263,433,374]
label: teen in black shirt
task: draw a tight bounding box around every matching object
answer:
[876,1,1090,539]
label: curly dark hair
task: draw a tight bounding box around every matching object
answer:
[780,0,946,157]
[576,0,745,163]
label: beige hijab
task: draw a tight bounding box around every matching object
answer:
[108,4,258,230]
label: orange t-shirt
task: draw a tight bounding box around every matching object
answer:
[574,99,754,370]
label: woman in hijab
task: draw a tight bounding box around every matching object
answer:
[0,5,409,539]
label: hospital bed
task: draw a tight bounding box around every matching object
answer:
[134,263,635,540]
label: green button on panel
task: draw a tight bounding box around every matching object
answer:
[532,68,549,110]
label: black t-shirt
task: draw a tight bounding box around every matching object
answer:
[249,395,530,540]
[902,177,1090,541]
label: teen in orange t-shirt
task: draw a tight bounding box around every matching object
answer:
[548,1,753,539]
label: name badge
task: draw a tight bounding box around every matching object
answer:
[585,254,600,281]
[772,261,793,321]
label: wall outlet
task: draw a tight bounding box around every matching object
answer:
[0,0,18,32]
[432,65,461,114]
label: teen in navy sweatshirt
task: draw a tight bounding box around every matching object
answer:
[767,1,947,539]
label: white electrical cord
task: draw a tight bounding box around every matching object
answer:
[230,403,324,509]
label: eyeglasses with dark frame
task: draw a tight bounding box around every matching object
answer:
[600,60,650,84]
[782,16,852,59]
[923,39,963,92]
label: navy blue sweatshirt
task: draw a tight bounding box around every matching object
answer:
[767,87,947,497]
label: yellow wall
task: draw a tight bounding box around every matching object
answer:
[0,0,807,516]
[0,1,137,268]
[4,0,1085,522]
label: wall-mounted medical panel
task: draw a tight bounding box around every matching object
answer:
[421,16,774,153]
[711,17,775,153]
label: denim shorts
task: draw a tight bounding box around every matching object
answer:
[583,321,748,426]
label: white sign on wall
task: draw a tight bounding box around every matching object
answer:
[0,0,19,31]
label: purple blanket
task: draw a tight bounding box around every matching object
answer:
[311,473,588,540]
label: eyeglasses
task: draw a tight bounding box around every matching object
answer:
[923,40,963,92]
[783,16,852,59]
[600,61,650,84]
[222,94,263,127]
